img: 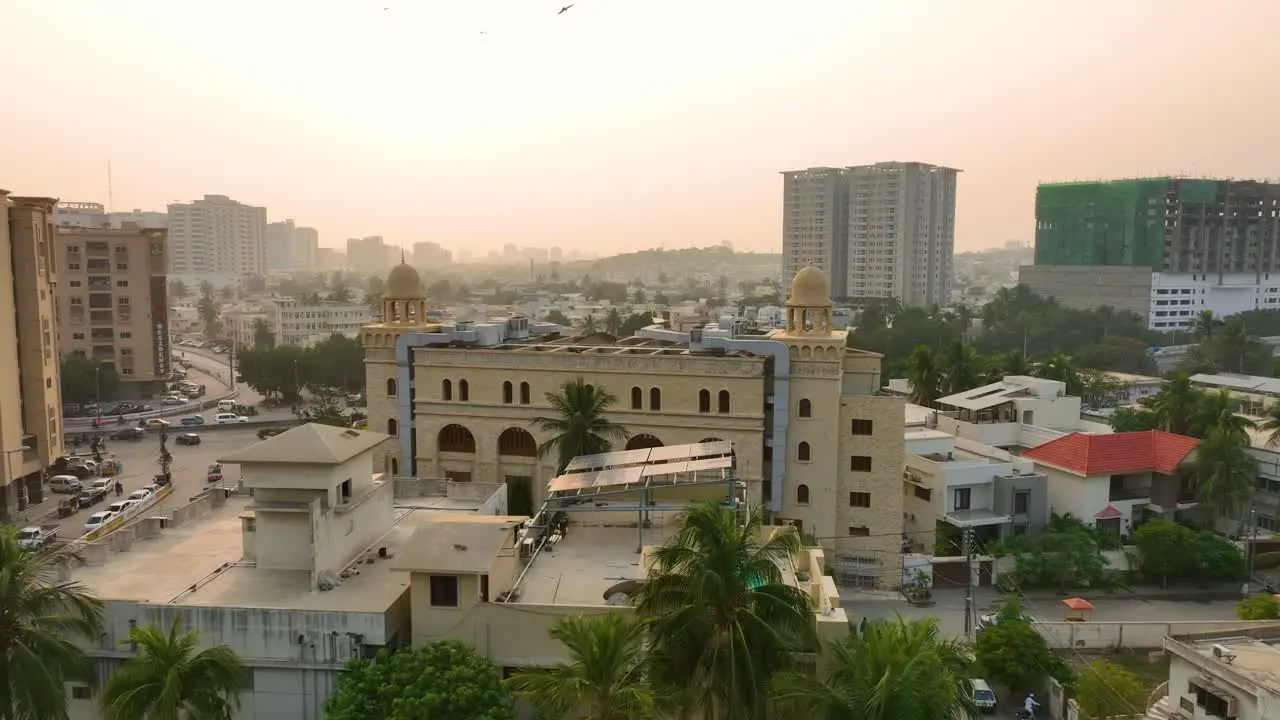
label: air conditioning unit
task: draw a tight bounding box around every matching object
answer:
[1212,644,1237,663]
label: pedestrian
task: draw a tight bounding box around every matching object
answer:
[114,480,123,496]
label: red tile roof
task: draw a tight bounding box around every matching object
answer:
[1022,430,1198,476]
[1094,504,1123,520]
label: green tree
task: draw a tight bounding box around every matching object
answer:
[636,502,815,719]
[1260,400,1280,446]
[974,602,1072,697]
[633,288,647,304]
[1237,593,1280,620]
[0,526,104,720]
[582,314,599,334]
[1151,373,1202,436]
[774,616,977,720]
[859,300,888,332]
[251,318,274,349]
[327,284,353,303]
[988,349,1032,379]
[546,309,572,326]
[1133,520,1195,588]
[940,341,982,395]
[306,334,366,393]
[605,307,622,335]
[906,345,942,407]
[60,354,120,406]
[1036,352,1084,396]
[1109,407,1158,432]
[324,641,514,720]
[994,516,1106,590]
[1193,309,1218,339]
[506,613,657,720]
[617,312,654,337]
[169,279,189,300]
[243,275,267,294]
[1074,659,1148,720]
[531,378,629,473]
[100,616,247,720]
[196,282,221,340]
[1191,387,1254,442]
[307,390,349,427]
[1181,426,1258,520]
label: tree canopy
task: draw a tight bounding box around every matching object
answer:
[974,602,1072,696]
[235,334,365,402]
[60,354,120,405]
[1074,659,1148,720]
[324,642,514,720]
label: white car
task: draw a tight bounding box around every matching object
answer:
[127,488,154,502]
[215,413,248,424]
[161,396,187,406]
[83,510,118,534]
[106,500,137,515]
[86,478,113,494]
[977,611,1037,632]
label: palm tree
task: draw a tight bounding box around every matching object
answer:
[774,616,978,720]
[939,341,981,395]
[506,613,657,720]
[636,502,815,720]
[1219,318,1251,373]
[989,350,1032,380]
[1192,310,1217,339]
[582,314,599,334]
[531,377,629,473]
[0,527,103,720]
[100,616,247,720]
[1190,388,1255,442]
[1180,426,1258,522]
[1151,373,1202,436]
[605,308,622,335]
[1259,400,1280,446]
[906,345,941,407]
[1036,352,1084,396]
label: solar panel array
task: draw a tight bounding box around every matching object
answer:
[547,441,735,494]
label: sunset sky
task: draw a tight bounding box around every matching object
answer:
[3,0,1278,256]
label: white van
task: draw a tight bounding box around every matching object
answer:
[49,475,83,494]
[215,412,247,424]
[970,679,998,714]
[217,399,238,412]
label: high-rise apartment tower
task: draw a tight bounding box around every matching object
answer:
[166,195,267,286]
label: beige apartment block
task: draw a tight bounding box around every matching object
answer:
[53,226,171,398]
[0,191,65,517]
[364,263,908,587]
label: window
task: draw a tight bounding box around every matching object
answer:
[849,455,872,472]
[460,379,470,401]
[849,491,871,508]
[116,280,129,288]
[502,381,513,404]
[67,263,80,271]
[718,390,730,414]
[850,419,873,435]
[119,331,131,339]
[698,389,711,413]
[70,280,81,287]
[798,442,811,462]
[520,382,530,404]
[796,484,810,504]
[386,378,397,396]
[72,332,85,340]
[71,686,92,700]
[1012,523,1027,537]
[798,398,811,418]
[953,488,971,511]
[430,575,460,607]
[116,263,128,271]
[913,485,932,501]
[1014,490,1030,515]
[387,418,398,436]
[649,387,661,410]
[442,379,453,401]
[631,386,642,409]
[848,526,870,537]
[340,478,352,503]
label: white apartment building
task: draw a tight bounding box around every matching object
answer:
[166,195,267,286]
[224,298,372,348]
[411,241,451,268]
[846,162,958,308]
[54,202,167,231]
[1146,627,1280,720]
[345,236,394,276]
[781,167,849,298]
[265,220,319,274]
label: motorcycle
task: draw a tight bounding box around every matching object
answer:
[1016,710,1035,720]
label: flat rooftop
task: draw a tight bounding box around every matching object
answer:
[1187,635,1280,692]
[512,509,686,607]
[71,497,471,613]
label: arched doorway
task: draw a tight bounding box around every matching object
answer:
[438,424,476,453]
[626,434,663,451]
[497,427,537,457]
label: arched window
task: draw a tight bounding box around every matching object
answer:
[438,424,476,453]
[698,389,711,413]
[798,398,811,418]
[798,442,811,462]
[390,456,399,475]
[498,427,538,457]
[626,434,664,450]
[441,379,453,401]
[459,379,470,401]
[502,381,514,404]
[631,386,642,410]
[387,418,398,436]
[649,387,661,411]
[797,484,810,504]
[520,382,530,405]
[385,378,397,396]
[718,390,730,414]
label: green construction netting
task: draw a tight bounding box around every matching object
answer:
[1034,179,1171,270]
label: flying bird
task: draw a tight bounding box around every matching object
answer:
[558,4,574,14]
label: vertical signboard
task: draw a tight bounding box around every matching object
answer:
[151,275,170,377]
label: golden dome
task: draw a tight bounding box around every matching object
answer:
[787,266,832,307]
[385,262,425,299]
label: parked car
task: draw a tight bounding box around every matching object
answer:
[970,679,998,714]
[83,510,118,535]
[180,416,205,426]
[16,525,60,548]
[106,500,138,515]
[48,474,83,494]
[127,487,154,502]
[977,611,1036,633]
[110,427,146,441]
[176,433,202,446]
[215,413,248,424]
[143,418,171,430]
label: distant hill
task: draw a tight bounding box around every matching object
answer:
[582,246,781,284]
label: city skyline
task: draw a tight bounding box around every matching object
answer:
[4,1,1280,255]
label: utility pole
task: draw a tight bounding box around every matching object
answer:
[963,526,975,639]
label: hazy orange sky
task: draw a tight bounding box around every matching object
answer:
[4,0,1279,256]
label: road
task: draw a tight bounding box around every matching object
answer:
[41,427,259,538]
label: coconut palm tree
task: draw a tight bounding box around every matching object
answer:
[939,341,982,396]
[582,314,599,334]
[1192,310,1218,340]
[1151,372,1202,436]
[1259,400,1280,446]
[506,613,658,720]
[100,616,247,720]
[1036,352,1084,396]
[988,350,1032,380]
[636,502,815,720]
[1190,388,1255,442]
[605,308,622,335]
[1219,318,1251,373]
[1180,426,1258,522]
[906,345,941,407]
[774,616,978,720]
[0,527,103,720]
[531,377,629,473]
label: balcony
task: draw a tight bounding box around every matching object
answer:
[87,259,111,271]
[89,310,113,326]
[87,277,111,291]
[85,242,109,257]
